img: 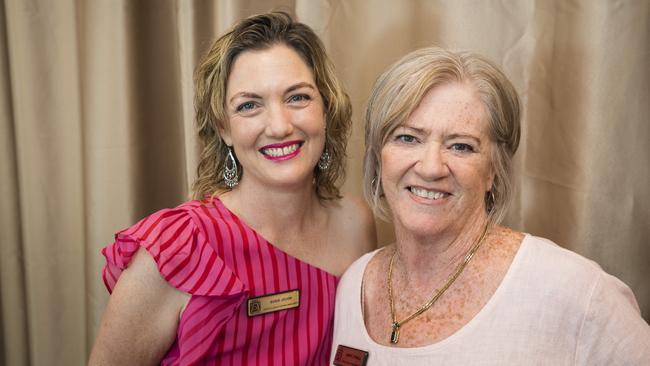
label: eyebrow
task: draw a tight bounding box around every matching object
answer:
[398,125,427,135]
[397,126,483,145]
[285,82,316,93]
[229,92,261,105]
[447,133,482,145]
[228,82,317,105]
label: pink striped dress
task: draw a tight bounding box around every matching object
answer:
[102,198,338,365]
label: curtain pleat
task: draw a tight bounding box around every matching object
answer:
[1,0,648,364]
[0,1,30,364]
[3,0,86,364]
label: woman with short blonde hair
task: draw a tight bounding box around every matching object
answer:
[332,46,650,365]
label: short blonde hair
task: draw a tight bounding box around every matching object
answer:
[193,12,351,200]
[364,47,520,225]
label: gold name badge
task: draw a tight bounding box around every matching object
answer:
[247,289,300,317]
[333,345,369,366]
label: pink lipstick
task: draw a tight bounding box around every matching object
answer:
[259,140,303,161]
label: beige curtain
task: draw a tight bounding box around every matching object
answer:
[1,0,648,364]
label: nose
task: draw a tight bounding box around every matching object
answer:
[265,104,294,138]
[413,143,449,180]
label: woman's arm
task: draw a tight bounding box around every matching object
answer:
[88,247,190,366]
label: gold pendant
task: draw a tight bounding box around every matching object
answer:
[390,322,400,344]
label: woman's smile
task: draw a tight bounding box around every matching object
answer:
[407,186,451,201]
[260,140,304,161]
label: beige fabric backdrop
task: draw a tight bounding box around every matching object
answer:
[1,0,648,364]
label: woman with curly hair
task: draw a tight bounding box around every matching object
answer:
[90,12,375,365]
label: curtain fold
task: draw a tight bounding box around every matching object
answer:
[0,2,29,364]
[3,0,87,364]
[1,0,648,364]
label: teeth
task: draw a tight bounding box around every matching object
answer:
[263,143,299,157]
[410,187,447,200]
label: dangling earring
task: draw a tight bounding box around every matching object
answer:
[318,148,331,170]
[223,147,239,188]
[486,190,496,213]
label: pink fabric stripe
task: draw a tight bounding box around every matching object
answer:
[238,229,260,365]
[139,210,186,243]
[213,310,228,364]
[184,296,214,320]
[180,297,242,363]
[118,209,153,237]
[253,234,269,366]
[326,276,338,360]
[281,253,294,366]
[163,230,198,282]
[103,265,117,292]
[292,261,304,364]
[178,296,218,340]
[221,274,239,301]
[265,240,280,365]
[304,266,315,365]
[230,217,253,366]
[222,209,240,366]
[157,217,191,256]
[313,271,323,361]
[210,207,245,297]
[320,269,332,362]
[186,244,217,293]
[101,199,339,365]
[200,208,242,297]
[199,205,224,254]
[168,233,201,288]
[203,262,227,295]
[218,207,237,268]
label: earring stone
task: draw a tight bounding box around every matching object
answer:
[223,147,239,188]
[318,149,331,170]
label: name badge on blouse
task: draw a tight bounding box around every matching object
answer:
[247,289,300,317]
[333,345,369,366]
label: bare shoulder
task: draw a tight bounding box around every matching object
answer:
[361,245,392,328]
[476,225,525,275]
[487,226,525,256]
[89,247,190,365]
[363,244,392,284]
[320,194,377,276]
[328,194,377,255]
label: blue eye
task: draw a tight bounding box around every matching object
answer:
[236,102,256,112]
[289,94,310,103]
[396,134,416,143]
[450,143,474,152]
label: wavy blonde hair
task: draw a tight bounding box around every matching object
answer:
[364,47,521,225]
[192,12,351,200]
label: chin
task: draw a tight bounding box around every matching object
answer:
[271,173,316,189]
[394,213,446,238]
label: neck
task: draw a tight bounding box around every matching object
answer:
[392,213,489,286]
[219,178,322,241]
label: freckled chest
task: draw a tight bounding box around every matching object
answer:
[362,229,522,347]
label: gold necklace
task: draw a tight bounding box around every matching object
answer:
[387,224,489,344]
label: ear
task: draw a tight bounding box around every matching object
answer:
[486,170,496,192]
[218,123,233,146]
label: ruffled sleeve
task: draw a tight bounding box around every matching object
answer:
[101,203,246,298]
[101,202,252,365]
